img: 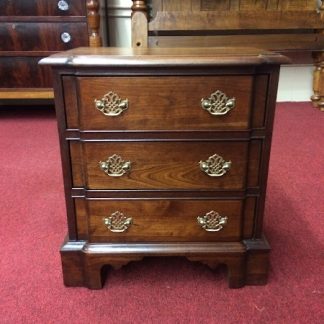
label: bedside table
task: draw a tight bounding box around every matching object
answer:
[41,47,289,288]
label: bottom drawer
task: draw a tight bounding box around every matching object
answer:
[0,56,52,88]
[87,199,243,242]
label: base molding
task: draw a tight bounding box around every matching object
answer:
[60,237,270,289]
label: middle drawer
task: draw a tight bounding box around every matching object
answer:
[71,141,249,190]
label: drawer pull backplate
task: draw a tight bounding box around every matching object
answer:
[99,154,131,177]
[95,91,128,117]
[199,153,231,177]
[197,210,228,232]
[103,211,132,233]
[201,90,235,116]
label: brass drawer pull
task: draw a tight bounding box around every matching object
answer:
[197,210,228,232]
[103,211,132,233]
[201,90,235,116]
[95,91,128,117]
[99,154,131,177]
[199,153,231,177]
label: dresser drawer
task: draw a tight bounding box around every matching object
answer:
[0,0,85,16]
[87,199,243,242]
[0,22,88,51]
[0,56,52,88]
[77,76,253,131]
[72,141,248,190]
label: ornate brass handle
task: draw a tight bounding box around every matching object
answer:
[201,90,235,116]
[99,154,131,177]
[199,153,231,177]
[103,211,132,233]
[95,91,128,117]
[197,210,228,232]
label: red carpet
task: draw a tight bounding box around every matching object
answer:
[0,102,323,323]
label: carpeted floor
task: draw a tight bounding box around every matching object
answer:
[0,102,323,323]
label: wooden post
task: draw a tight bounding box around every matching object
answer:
[87,0,102,47]
[131,0,148,48]
[311,48,324,111]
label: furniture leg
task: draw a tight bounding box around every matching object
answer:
[87,0,102,47]
[311,51,324,111]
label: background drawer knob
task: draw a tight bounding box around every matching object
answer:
[199,153,231,177]
[58,0,69,11]
[201,90,236,116]
[197,210,228,232]
[99,154,131,177]
[60,32,72,43]
[103,211,132,233]
[95,91,128,116]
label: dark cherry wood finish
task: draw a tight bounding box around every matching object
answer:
[77,76,253,130]
[0,0,86,16]
[41,47,288,289]
[0,0,101,100]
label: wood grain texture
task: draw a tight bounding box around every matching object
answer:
[60,239,270,289]
[0,88,53,99]
[0,0,102,99]
[81,141,249,190]
[88,199,243,242]
[149,11,323,31]
[134,0,322,102]
[78,76,253,131]
[0,0,86,16]
[148,34,324,52]
[0,22,88,51]
[46,47,284,288]
[0,56,52,88]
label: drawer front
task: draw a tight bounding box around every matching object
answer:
[77,76,253,131]
[88,199,243,242]
[0,56,52,88]
[0,22,88,51]
[75,141,248,190]
[0,0,85,16]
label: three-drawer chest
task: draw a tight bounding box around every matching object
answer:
[41,47,289,289]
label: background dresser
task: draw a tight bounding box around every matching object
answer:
[41,47,289,289]
[0,0,102,101]
[131,0,324,110]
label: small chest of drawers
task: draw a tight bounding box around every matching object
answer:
[41,47,288,289]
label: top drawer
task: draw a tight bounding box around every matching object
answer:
[0,0,85,16]
[75,75,254,131]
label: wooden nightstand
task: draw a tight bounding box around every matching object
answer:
[41,47,289,288]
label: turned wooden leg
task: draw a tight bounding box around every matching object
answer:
[311,51,324,111]
[131,0,148,47]
[86,0,102,47]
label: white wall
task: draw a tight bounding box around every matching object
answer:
[106,0,312,102]
[277,66,313,102]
